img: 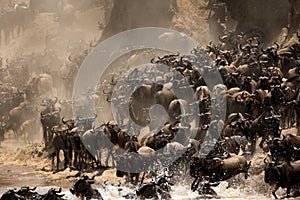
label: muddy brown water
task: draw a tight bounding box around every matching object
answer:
[0,139,290,199]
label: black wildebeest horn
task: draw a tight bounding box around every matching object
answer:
[62,117,68,124]
[260,44,268,53]
[89,175,96,180]
[41,112,51,118]
[57,193,65,197]
[106,95,112,102]
[151,58,156,64]
[40,99,46,105]
[6,58,12,65]
[174,51,180,57]
[54,188,62,193]
[90,39,99,48]
[68,54,76,62]
[208,41,214,47]
[51,107,61,115]
[238,43,243,52]
[110,74,117,85]
[103,88,111,95]
[218,34,226,43]
[274,42,280,50]
[29,187,36,191]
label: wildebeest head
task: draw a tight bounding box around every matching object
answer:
[15,186,37,199]
[264,159,280,185]
[0,189,25,200]
[75,113,97,131]
[70,175,95,198]
[42,188,64,200]
[40,97,61,118]
[61,117,75,129]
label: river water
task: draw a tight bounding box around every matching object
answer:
[0,163,273,200]
[0,139,290,199]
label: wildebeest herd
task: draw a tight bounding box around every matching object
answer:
[0,0,102,46]
[0,175,103,200]
[0,2,300,198]
[3,31,300,200]
[0,31,300,199]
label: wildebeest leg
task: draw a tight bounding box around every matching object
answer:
[191,178,201,192]
[249,138,256,154]
[286,186,291,198]
[296,109,300,136]
[43,128,48,144]
[131,173,139,185]
[12,126,18,139]
[63,150,70,170]
[244,161,251,179]
[96,150,102,168]
[73,150,78,169]
[48,131,55,146]
[56,150,60,172]
[272,184,279,199]
[51,152,55,170]
[106,150,115,167]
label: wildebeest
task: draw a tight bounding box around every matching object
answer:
[116,151,141,184]
[267,133,300,162]
[81,126,112,167]
[8,101,34,138]
[190,154,251,193]
[70,175,103,200]
[50,124,72,172]
[0,189,25,200]
[75,113,97,132]
[38,188,65,200]
[0,186,65,200]
[129,83,177,127]
[15,186,38,199]
[135,174,174,200]
[264,160,300,199]
[0,120,6,143]
[40,97,61,146]
[248,107,281,152]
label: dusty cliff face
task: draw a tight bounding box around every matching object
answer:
[226,0,290,42]
[100,0,173,41]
